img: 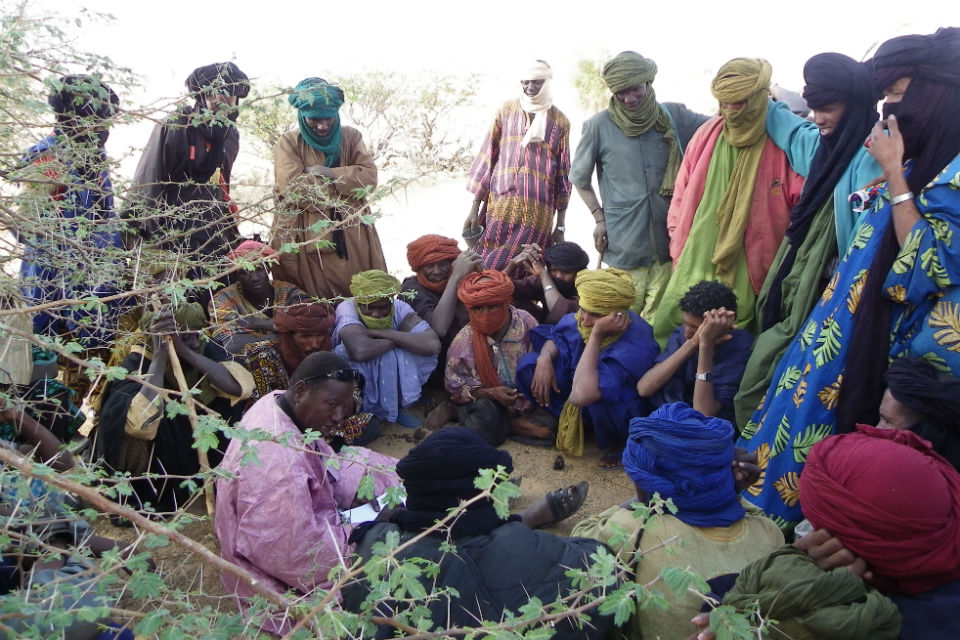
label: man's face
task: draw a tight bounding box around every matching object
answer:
[812,102,846,137]
[548,268,577,285]
[291,378,354,435]
[204,92,238,115]
[720,100,746,111]
[305,117,336,137]
[876,389,923,431]
[237,266,272,298]
[882,77,911,105]
[358,298,392,319]
[681,312,703,341]
[615,84,648,109]
[578,307,606,328]
[422,260,453,283]
[291,331,329,355]
[521,79,545,97]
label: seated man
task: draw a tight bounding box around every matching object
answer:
[333,270,440,427]
[876,356,960,470]
[208,240,304,354]
[402,234,482,428]
[215,352,399,635]
[572,403,783,640]
[694,425,960,640]
[517,269,659,468]
[95,303,254,512]
[636,280,753,423]
[342,427,607,640]
[445,270,554,444]
[507,241,588,325]
[236,301,336,399]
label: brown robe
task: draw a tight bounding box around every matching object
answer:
[270,126,387,301]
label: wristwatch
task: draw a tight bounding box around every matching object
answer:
[555,225,565,232]
[695,371,713,382]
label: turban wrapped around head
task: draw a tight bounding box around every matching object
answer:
[520,59,553,82]
[48,74,119,121]
[575,268,635,315]
[458,270,515,388]
[623,403,744,527]
[226,240,276,262]
[185,62,250,98]
[801,53,877,111]
[544,241,589,273]
[884,357,960,470]
[518,59,553,145]
[602,51,658,94]
[394,427,515,537]
[407,235,461,293]
[711,58,772,142]
[289,77,345,165]
[871,27,960,91]
[349,270,401,304]
[273,302,335,373]
[800,424,960,596]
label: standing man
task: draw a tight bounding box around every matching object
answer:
[125,62,249,311]
[570,51,709,320]
[464,60,571,270]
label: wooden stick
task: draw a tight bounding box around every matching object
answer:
[164,340,215,518]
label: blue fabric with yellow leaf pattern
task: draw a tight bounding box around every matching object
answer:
[739,151,960,529]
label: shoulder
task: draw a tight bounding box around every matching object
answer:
[514,307,538,329]
[340,125,365,144]
[394,298,416,318]
[549,105,571,127]
[335,299,360,320]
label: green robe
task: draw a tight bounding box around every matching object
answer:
[733,199,837,427]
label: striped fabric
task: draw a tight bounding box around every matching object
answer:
[467,99,571,270]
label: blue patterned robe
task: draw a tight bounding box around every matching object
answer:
[739,152,960,528]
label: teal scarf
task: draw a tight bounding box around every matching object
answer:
[289,77,344,167]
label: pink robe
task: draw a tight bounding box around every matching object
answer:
[666,116,804,293]
[215,391,398,634]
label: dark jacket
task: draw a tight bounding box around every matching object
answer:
[343,520,618,639]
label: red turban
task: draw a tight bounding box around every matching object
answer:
[273,302,335,373]
[407,235,461,293]
[800,424,960,596]
[457,270,515,389]
[227,240,276,262]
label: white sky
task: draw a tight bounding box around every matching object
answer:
[18,0,957,272]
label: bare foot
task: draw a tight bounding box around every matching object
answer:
[424,399,459,430]
[598,449,623,470]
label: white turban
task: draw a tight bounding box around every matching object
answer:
[519,59,554,147]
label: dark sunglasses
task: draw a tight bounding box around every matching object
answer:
[302,368,365,390]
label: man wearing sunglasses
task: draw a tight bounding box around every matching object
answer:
[215,351,399,635]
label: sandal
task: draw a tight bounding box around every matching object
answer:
[545,481,589,523]
[598,449,623,471]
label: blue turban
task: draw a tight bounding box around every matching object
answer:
[288,77,345,166]
[623,403,744,527]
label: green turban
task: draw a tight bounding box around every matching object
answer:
[602,51,657,93]
[350,270,401,304]
[288,77,344,165]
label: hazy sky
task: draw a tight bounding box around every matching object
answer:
[34,0,952,114]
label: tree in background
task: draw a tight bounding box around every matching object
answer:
[573,54,611,115]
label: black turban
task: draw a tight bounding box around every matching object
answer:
[185,62,250,99]
[544,241,590,273]
[48,74,119,120]
[885,357,960,471]
[761,54,878,330]
[872,27,960,91]
[393,427,517,537]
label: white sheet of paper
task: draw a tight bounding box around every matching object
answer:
[339,493,397,525]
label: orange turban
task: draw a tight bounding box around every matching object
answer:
[407,235,462,293]
[274,302,335,373]
[457,270,515,389]
[227,240,276,262]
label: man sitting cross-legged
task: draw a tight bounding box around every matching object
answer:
[333,270,440,427]
[215,351,399,635]
[445,270,557,445]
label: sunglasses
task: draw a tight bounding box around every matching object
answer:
[302,368,365,390]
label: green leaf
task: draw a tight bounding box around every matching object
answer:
[798,319,817,351]
[793,423,833,463]
[598,584,638,626]
[775,365,803,395]
[813,316,842,367]
[771,415,791,458]
[355,474,375,502]
[165,400,188,419]
[709,605,756,640]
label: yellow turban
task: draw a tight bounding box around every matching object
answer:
[711,58,772,146]
[350,270,401,304]
[575,269,636,315]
